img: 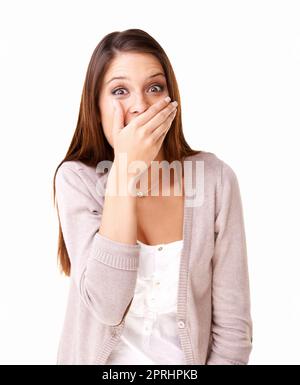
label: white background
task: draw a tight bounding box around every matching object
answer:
[0,0,299,365]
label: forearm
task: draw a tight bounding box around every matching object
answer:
[99,161,138,245]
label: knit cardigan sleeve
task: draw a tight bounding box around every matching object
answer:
[55,163,141,327]
[206,160,253,365]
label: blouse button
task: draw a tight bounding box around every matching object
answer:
[158,246,163,251]
[178,320,185,329]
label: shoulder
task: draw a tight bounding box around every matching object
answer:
[186,150,237,183]
[56,160,103,178]
[55,160,109,204]
[185,150,238,194]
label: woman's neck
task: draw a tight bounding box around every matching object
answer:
[138,150,184,197]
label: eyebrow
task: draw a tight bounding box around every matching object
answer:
[105,72,166,85]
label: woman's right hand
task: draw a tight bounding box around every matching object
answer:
[111,96,178,174]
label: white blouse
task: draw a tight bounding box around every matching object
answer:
[106,238,186,365]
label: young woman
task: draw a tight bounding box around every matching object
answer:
[53,29,253,365]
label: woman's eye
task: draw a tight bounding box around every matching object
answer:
[149,84,164,93]
[112,88,126,96]
[111,84,165,96]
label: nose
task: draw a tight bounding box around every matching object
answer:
[128,94,150,116]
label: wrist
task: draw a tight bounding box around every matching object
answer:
[106,162,139,199]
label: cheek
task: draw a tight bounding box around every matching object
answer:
[101,121,114,147]
[99,98,115,145]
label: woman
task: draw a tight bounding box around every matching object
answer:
[53,29,253,365]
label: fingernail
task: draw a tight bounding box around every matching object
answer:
[164,96,171,103]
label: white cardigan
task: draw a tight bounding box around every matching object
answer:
[106,238,185,365]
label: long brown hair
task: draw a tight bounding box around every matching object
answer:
[53,28,201,276]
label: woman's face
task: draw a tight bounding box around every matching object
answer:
[98,52,170,148]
